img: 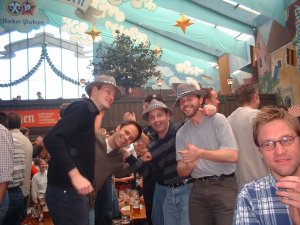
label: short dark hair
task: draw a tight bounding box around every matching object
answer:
[0,111,8,128]
[119,120,143,142]
[201,87,214,104]
[234,84,257,106]
[144,94,165,104]
[20,127,29,135]
[59,103,70,118]
[8,112,21,129]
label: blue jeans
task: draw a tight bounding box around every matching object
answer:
[0,192,9,225]
[152,183,167,225]
[46,184,89,225]
[94,177,119,225]
[163,183,193,225]
[3,186,24,225]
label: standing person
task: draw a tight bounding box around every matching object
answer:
[124,99,192,225]
[234,106,300,225]
[43,75,122,225]
[228,84,268,191]
[0,113,14,224]
[201,87,220,110]
[20,127,30,139]
[36,92,43,100]
[8,112,34,221]
[92,120,142,225]
[0,112,25,225]
[124,99,216,225]
[175,83,239,225]
[123,94,165,225]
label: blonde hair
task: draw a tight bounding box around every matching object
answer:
[253,106,300,146]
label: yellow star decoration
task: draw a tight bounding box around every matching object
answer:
[152,46,162,55]
[174,14,194,33]
[85,26,101,41]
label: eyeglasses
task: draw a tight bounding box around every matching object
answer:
[259,135,299,151]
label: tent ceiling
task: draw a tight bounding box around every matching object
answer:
[0,0,288,80]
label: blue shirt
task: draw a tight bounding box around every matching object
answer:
[233,173,292,225]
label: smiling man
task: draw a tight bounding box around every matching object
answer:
[44,74,122,225]
[175,82,238,225]
[123,99,193,225]
[92,120,142,201]
[234,106,300,225]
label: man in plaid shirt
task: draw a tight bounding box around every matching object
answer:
[234,106,300,225]
[0,112,14,224]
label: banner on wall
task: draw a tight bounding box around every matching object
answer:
[7,109,60,128]
[0,0,48,32]
[0,0,102,33]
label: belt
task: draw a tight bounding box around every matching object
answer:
[196,172,235,182]
[166,178,195,188]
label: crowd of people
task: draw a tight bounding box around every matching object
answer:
[0,111,50,225]
[0,74,300,225]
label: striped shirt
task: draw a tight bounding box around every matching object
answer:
[127,122,190,184]
[234,173,293,225]
[8,138,25,188]
[0,124,13,184]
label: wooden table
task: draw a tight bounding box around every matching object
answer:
[120,203,147,222]
[22,212,53,225]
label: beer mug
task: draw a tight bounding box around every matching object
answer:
[132,198,140,215]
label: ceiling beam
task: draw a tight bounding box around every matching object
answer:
[233,0,285,26]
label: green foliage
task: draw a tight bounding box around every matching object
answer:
[259,71,282,105]
[91,30,162,92]
[259,71,279,94]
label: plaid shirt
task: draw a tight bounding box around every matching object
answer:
[0,124,13,184]
[233,173,293,225]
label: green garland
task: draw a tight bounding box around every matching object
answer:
[0,43,80,88]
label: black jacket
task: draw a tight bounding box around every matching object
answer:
[44,99,99,187]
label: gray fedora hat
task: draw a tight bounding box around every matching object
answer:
[174,83,206,106]
[85,74,122,100]
[142,99,173,121]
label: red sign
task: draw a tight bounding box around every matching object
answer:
[7,109,60,128]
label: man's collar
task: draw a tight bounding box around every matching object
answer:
[105,138,114,154]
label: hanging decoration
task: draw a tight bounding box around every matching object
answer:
[0,43,80,88]
[152,45,162,55]
[174,14,194,33]
[85,26,101,41]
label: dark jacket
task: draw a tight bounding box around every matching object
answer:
[93,134,132,193]
[44,99,99,187]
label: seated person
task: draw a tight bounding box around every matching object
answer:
[31,159,48,205]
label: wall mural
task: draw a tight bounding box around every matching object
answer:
[257,1,300,107]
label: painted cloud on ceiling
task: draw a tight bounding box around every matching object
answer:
[92,0,125,22]
[176,61,205,76]
[105,21,148,44]
[157,66,174,77]
[61,18,101,45]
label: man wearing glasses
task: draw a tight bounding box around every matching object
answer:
[234,106,300,225]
